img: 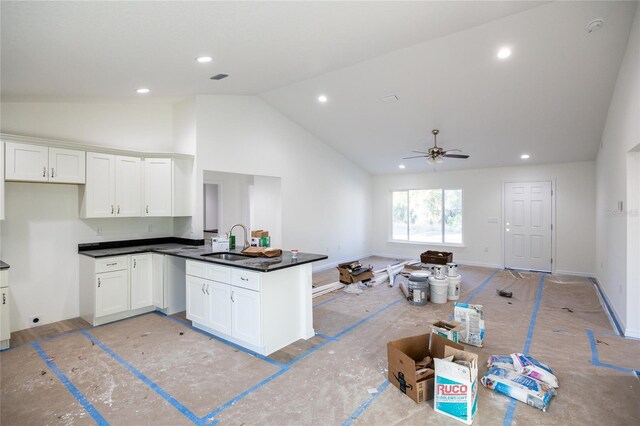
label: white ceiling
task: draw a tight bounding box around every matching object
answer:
[1,1,636,174]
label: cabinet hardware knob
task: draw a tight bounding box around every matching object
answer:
[117,205,120,214]
[146,205,149,214]
[51,168,55,178]
[205,284,210,295]
[106,262,116,266]
[43,166,46,177]
[98,278,101,288]
[231,291,235,302]
[2,293,5,304]
[201,284,206,294]
[241,277,248,281]
[111,205,114,214]
[133,259,136,268]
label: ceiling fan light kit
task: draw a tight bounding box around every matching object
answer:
[403,129,470,165]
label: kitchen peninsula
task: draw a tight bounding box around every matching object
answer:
[78,238,327,355]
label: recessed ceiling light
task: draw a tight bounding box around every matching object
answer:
[497,47,512,59]
[521,154,530,159]
[136,88,150,94]
[196,56,213,63]
[399,164,406,169]
[318,95,328,103]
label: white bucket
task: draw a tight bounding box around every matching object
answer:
[411,270,432,279]
[433,265,447,279]
[446,262,458,277]
[429,277,449,304]
[448,275,461,300]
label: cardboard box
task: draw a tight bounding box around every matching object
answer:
[387,333,464,403]
[337,262,374,284]
[434,345,479,425]
[421,251,453,265]
[432,320,465,344]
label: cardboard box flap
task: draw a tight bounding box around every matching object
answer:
[443,346,479,381]
[430,332,464,359]
[389,334,431,361]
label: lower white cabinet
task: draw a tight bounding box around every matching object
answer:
[80,253,161,326]
[130,253,152,310]
[0,270,10,350]
[185,260,308,356]
[95,269,129,317]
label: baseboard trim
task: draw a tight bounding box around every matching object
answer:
[554,269,595,277]
[312,254,373,273]
[590,276,626,336]
[624,328,640,339]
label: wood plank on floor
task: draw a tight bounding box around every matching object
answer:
[10,317,92,347]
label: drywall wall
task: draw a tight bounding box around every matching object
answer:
[192,95,372,268]
[203,184,219,231]
[202,170,254,240]
[250,175,282,249]
[0,102,176,330]
[1,102,174,152]
[596,4,640,337]
[372,161,596,275]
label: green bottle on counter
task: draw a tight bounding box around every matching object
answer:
[229,235,236,250]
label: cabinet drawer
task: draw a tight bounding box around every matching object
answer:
[186,260,231,283]
[95,256,128,273]
[231,269,261,292]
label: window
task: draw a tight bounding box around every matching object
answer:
[392,189,462,244]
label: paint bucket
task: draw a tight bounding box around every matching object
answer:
[433,265,446,279]
[448,275,461,300]
[408,276,429,306]
[429,277,449,304]
[447,262,458,277]
[411,270,432,279]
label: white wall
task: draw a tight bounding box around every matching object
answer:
[372,161,596,275]
[0,102,176,331]
[596,4,640,337]
[193,95,372,267]
[1,102,174,152]
[203,183,219,231]
[202,170,254,239]
[250,175,282,248]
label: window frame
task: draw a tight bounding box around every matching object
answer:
[389,188,464,247]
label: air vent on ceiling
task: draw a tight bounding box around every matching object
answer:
[381,95,399,103]
[210,74,229,80]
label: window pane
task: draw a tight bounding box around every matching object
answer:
[409,189,442,243]
[392,191,408,240]
[444,189,463,243]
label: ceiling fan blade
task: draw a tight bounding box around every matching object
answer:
[411,150,429,154]
[443,154,470,159]
[444,148,462,153]
[403,155,428,159]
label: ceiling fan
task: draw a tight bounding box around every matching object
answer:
[403,129,470,164]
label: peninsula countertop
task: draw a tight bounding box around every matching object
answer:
[0,261,9,270]
[78,239,327,273]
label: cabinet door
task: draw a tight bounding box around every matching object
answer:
[152,253,167,309]
[5,142,48,182]
[1,142,4,220]
[144,158,172,217]
[130,254,153,310]
[85,152,116,217]
[49,147,85,183]
[186,275,208,324]
[207,281,232,336]
[231,286,261,347]
[0,287,10,342]
[115,155,142,217]
[95,270,129,317]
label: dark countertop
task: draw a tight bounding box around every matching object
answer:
[0,261,9,270]
[78,243,327,273]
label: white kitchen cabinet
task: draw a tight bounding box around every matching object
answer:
[231,285,261,347]
[130,253,152,310]
[1,142,4,220]
[143,158,172,216]
[81,153,141,218]
[186,275,210,325]
[207,280,233,336]
[0,270,10,350]
[95,269,129,318]
[5,142,85,183]
[152,253,168,309]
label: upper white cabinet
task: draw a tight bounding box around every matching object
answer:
[143,158,172,216]
[1,142,4,220]
[5,142,85,183]
[81,153,141,218]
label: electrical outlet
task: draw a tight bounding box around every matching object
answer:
[28,315,42,327]
[96,226,103,236]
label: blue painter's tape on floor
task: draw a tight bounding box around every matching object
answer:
[33,342,109,426]
[342,380,390,426]
[79,330,201,425]
[158,312,285,369]
[502,272,546,426]
[314,292,348,308]
[586,329,640,375]
[448,269,500,321]
[315,332,332,339]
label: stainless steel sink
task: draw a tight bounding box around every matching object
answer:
[201,252,252,261]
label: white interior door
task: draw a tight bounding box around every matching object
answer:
[504,181,553,272]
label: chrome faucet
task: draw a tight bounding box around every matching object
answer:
[228,223,250,250]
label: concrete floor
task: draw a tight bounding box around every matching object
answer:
[1,264,639,425]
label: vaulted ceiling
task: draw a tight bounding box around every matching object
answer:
[1,1,636,174]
